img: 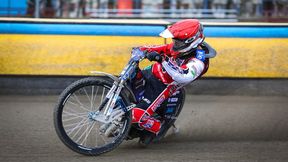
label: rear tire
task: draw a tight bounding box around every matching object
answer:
[54,77,131,156]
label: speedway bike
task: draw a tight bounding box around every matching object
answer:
[53,48,186,155]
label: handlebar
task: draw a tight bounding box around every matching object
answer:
[131,41,216,63]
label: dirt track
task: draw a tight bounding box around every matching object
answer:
[1,95,288,162]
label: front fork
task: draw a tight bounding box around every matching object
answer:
[98,61,138,122]
[100,80,135,122]
[102,81,123,118]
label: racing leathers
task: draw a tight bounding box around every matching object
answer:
[131,42,210,134]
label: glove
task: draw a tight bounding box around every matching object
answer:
[146,51,162,63]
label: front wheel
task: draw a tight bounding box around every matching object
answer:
[54,77,131,156]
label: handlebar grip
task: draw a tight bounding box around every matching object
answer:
[143,50,148,58]
[155,55,162,62]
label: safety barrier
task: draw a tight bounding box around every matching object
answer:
[0,18,287,78]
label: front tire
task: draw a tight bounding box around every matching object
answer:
[54,77,131,156]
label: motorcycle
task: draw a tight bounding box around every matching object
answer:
[53,44,216,156]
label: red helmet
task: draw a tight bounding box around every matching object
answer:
[160,19,204,58]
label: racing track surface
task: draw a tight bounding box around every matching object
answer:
[1,95,288,162]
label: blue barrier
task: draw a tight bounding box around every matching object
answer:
[0,23,165,37]
[205,26,288,38]
[0,21,288,38]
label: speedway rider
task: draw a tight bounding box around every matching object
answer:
[131,19,216,137]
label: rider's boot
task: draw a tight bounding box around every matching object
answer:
[138,130,155,147]
[132,108,162,146]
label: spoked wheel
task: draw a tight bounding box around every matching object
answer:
[54,77,131,156]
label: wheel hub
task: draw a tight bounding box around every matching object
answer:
[88,111,99,121]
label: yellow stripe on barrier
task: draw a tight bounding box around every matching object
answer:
[0,34,287,78]
[0,34,163,75]
[207,37,288,78]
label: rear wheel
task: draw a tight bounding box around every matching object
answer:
[54,77,131,156]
